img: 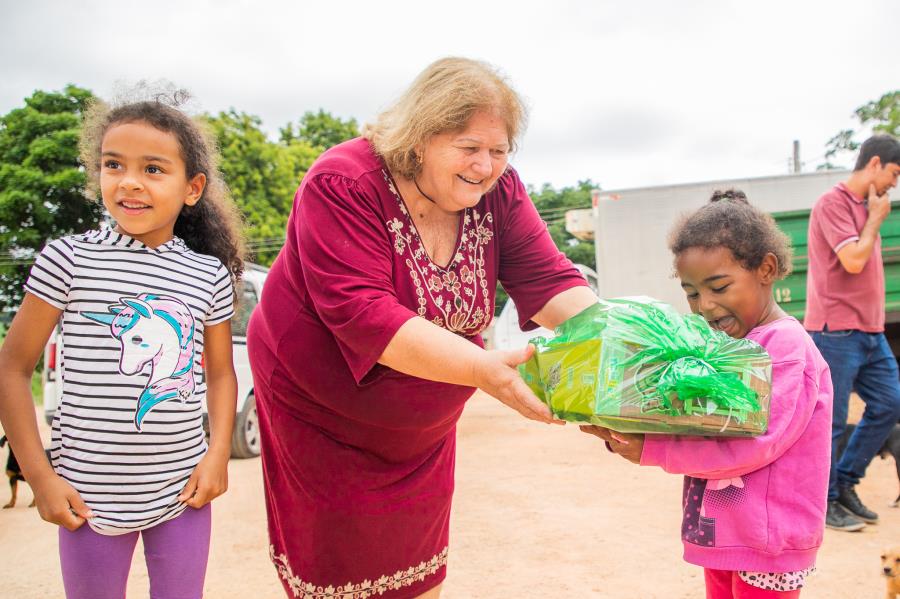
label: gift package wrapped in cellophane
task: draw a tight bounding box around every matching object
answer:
[518,297,772,436]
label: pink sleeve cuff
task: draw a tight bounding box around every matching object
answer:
[639,435,668,467]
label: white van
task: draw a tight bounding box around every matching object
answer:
[42,263,268,459]
[491,264,599,351]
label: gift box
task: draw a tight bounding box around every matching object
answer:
[518,297,771,436]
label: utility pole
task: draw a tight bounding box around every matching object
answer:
[792,140,801,173]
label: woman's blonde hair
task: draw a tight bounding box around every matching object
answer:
[364,57,527,179]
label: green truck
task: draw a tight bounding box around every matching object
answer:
[577,169,900,355]
[773,201,900,353]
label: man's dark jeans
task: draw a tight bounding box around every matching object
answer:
[811,330,900,501]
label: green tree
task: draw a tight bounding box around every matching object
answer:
[281,109,359,151]
[206,110,319,265]
[0,85,102,312]
[494,180,597,315]
[820,90,900,170]
[530,179,596,272]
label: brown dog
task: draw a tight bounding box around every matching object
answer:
[883,546,900,599]
[1,435,51,508]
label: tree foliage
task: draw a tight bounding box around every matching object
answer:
[820,90,900,170]
[208,109,358,265]
[0,84,595,322]
[0,85,102,312]
[0,90,360,313]
[530,179,596,271]
[494,179,597,315]
[280,109,359,151]
[206,110,320,265]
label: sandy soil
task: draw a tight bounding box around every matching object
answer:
[1,394,897,598]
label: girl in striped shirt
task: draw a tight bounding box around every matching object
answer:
[0,93,245,599]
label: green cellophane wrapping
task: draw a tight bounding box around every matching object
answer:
[518,297,771,436]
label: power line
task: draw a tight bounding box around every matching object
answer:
[536,203,591,217]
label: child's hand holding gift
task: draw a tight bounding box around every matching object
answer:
[580,426,644,464]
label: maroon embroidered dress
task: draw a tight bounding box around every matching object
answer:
[247,138,586,598]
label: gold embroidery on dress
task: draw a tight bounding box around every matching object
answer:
[383,170,492,335]
[270,545,449,598]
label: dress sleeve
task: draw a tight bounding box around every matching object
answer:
[495,170,589,330]
[640,358,817,479]
[817,196,861,253]
[23,237,75,309]
[206,263,235,325]
[296,173,417,383]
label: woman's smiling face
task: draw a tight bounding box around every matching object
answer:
[416,110,510,212]
[675,246,779,339]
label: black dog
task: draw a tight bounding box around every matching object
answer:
[836,423,900,507]
[1,435,52,509]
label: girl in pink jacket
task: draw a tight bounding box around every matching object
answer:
[583,189,832,598]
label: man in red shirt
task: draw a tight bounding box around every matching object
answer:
[805,134,900,532]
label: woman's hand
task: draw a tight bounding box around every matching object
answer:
[178,452,229,508]
[474,344,563,425]
[580,425,645,464]
[31,473,93,531]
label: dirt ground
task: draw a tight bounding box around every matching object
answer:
[1,394,897,598]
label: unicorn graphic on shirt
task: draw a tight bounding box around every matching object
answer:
[82,294,196,431]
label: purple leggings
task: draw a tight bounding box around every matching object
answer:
[59,504,211,599]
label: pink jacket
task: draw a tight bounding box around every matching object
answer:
[640,317,833,572]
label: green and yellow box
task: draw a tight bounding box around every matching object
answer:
[518,299,771,437]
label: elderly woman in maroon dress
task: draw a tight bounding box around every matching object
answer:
[247,57,599,598]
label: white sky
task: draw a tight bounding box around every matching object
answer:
[2,0,898,191]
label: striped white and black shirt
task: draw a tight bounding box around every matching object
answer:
[25,229,234,534]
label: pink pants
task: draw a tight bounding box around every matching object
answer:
[704,569,802,599]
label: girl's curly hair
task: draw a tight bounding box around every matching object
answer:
[80,89,246,286]
[668,188,793,279]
